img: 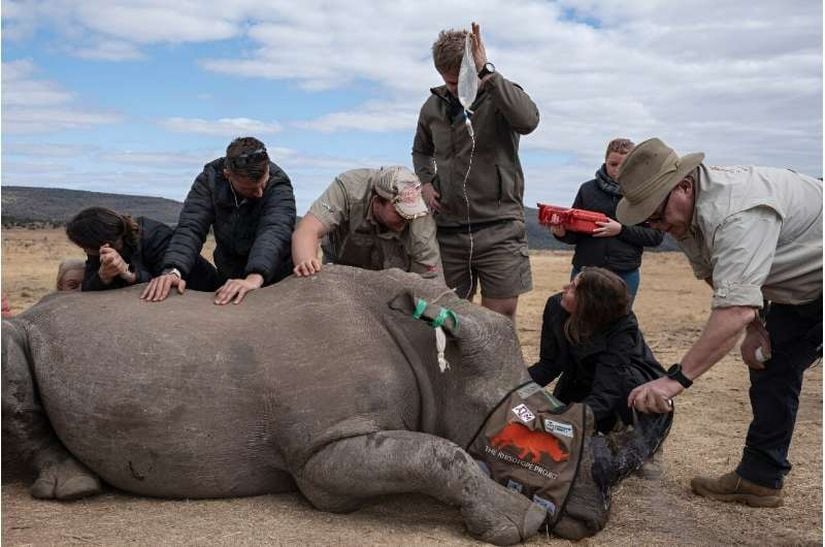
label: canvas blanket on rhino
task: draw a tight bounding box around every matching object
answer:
[468,381,593,529]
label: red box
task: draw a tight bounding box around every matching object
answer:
[537,203,608,233]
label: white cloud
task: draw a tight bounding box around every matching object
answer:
[2,60,123,133]
[159,117,283,136]
[1,0,821,207]
[293,101,419,133]
[72,40,145,61]
[2,60,73,106]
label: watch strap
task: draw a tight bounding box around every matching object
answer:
[667,363,693,389]
[478,62,495,79]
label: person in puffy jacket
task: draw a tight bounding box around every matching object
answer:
[551,138,663,303]
[141,137,296,305]
[528,267,666,434]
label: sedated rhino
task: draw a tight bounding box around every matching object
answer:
[2,266,669,544]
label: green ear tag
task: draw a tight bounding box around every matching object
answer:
[412,298,428,320]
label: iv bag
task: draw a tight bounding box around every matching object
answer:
[457,32,478,111]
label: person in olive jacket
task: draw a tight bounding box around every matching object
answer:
[413,22,539,322]
[141,137,296,305]
[551,138,663,303]
[528,267,667,434]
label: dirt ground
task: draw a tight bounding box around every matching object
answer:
[1,228,822,545]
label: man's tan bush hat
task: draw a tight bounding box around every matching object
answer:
[615,138,705,226]
[372,166,429,220]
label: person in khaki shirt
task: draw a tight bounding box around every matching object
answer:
[292,166,443,280]
[615,138,822,508]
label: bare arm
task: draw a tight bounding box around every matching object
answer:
[291,213,330,277]
[628,305,757,413]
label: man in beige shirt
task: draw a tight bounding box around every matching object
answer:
[616,138,822,508]
[292,166,443,281]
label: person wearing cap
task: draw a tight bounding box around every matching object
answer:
[291,166,442,281]
[412,22,539,321]
[141,136,296,305]
[616,137,822,507]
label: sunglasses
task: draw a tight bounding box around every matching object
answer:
[646,190,673,224]
[226,147,268,171]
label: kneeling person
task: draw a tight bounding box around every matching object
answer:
[292,166,443,281]
[528,267,667,434]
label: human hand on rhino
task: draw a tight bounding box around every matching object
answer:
[140,272,187,301]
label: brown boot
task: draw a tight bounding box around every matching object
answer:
[691,471,782,507]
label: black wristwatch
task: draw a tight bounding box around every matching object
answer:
[666,364,693,389]
[478,62,496,78]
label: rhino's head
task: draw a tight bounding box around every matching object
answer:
[553,410,673,540]
[386,284,531,448]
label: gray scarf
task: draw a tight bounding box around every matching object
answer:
[595,165,622,197]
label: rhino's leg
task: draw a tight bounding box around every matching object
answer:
[293,430,547,546]
[2,321,101,500]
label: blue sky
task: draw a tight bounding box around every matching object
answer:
[2,0,822,214]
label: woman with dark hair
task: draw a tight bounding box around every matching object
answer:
[528,267,666,434]
[66,207,218,292]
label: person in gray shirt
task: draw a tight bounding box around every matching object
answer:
[616,138,822,508]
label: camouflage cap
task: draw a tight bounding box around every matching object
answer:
[372,166,429,220]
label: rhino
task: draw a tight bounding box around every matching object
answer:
[2,266,669,544]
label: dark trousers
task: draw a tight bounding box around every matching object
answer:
[736,295,822,488]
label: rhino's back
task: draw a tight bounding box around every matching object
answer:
[18,268,432,498]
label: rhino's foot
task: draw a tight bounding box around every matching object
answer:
[30,458,101,500]
[462,488,547,546]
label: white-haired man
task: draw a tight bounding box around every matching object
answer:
[616,137,822,507]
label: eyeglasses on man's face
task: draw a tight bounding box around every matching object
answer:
[646,190,673,225]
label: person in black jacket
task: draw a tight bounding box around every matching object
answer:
[551,138,663,303]
[141,137,296,305]
[528,267,667,434]
[66,207,218,292]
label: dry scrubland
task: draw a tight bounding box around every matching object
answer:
[2,228,822,545]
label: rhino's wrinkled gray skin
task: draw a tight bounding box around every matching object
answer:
[2,266,668,544]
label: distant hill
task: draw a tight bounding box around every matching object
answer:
[1,186,677,250]
[2,186,183,227]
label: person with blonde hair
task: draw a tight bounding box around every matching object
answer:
[550,138,663,303]
[413,22,539,321]
[56,258,86,291]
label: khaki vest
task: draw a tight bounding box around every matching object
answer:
[468,381,593,527]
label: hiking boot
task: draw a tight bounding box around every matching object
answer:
[690,471,782,507]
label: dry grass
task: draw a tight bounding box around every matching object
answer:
[2,228,821,545]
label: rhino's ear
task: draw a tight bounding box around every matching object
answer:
[388,291,460,337]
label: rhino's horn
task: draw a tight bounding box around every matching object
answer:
[590,412,673,490]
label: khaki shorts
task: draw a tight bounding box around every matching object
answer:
[437,220,532,299]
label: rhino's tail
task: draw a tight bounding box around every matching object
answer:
[590,411,673,490]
